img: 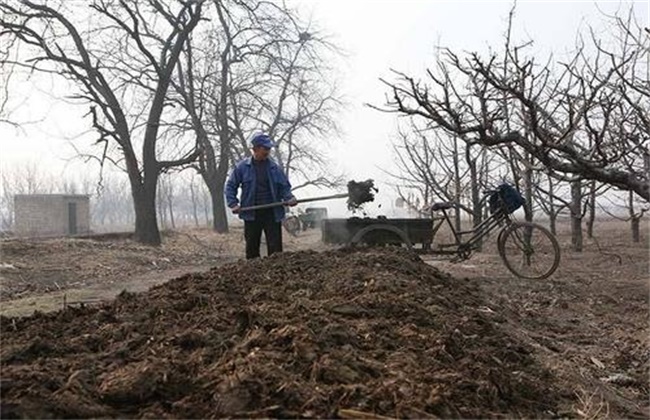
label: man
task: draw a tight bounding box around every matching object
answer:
[225,133,298,259]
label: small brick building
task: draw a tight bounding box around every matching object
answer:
[14,194,90,237]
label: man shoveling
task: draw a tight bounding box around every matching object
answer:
[226,133,298,259]
[226,133,377,259]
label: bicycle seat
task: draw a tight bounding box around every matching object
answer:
[430,202,455,211]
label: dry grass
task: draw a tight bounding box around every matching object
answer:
[573,387,610,420]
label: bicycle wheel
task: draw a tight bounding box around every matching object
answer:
[283,215,301,236]
[498,222,560,280]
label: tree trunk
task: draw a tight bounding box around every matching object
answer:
[586,180,596,238]
[189,182,200,227]
[547,175,556,235]
[454,197,462,233]
[210,10,233,235]
[133,183,161,246]
[210,181,229,233]
[523,158,533,223]
[470,173,481,230]
[466,146,482,250]
[631,217,640,243]
[629,191,640,243]
[199,152,229,233]
[453,136,462,233]
[210,116,231,233]
[570,180,583,252]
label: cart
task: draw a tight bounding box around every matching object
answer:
[321,216,435,250]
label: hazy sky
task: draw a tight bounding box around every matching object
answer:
[1,0,648,217]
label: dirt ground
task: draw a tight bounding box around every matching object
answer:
[0,219,648,418]
[0,228,321,315]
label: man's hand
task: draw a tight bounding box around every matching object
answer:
[231,205,241,214]
[286,197,298,207]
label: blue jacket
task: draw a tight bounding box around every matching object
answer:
[225,157,295,222]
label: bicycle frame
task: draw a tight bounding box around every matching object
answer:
[428,206,511,258]
[419,190,560,279]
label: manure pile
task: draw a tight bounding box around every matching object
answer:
[1,248,560,418]
[346,179,377,211]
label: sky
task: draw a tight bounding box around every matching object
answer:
[1,0,648,218]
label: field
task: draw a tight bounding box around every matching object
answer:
[0,219,648,418]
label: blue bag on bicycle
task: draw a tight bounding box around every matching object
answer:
[489,184,525,214]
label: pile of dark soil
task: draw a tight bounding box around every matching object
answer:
[1,248,561,418]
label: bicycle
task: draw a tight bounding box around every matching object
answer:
[423,185,561,279]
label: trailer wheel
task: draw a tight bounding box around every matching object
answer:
[350,224,413,249]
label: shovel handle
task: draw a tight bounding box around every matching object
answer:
[238,201,289,212]
[238,192,349,212]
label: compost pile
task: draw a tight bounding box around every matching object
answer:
[0,248,561,419]
[347,179,377,211]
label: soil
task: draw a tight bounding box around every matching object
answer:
[347,180,377,211]
[0,220,648,418]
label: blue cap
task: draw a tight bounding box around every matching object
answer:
[251,133,274,149]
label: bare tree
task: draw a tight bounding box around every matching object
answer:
[532,174,566,235]
[157,173,176,230]
[90,172,134,231]
[597,190,648,243]
[376,8,649,202]
[373,52,505,244]
[171,0,342,233]
[387,122,495,234]
[386,127,447,220]
[252,25,343,191]
[627,191,647,243]
[187,172,202,227]
[0,0,205,245]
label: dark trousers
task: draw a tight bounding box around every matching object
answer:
[244,209,283,259]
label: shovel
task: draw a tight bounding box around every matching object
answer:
[238,193,349,212]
